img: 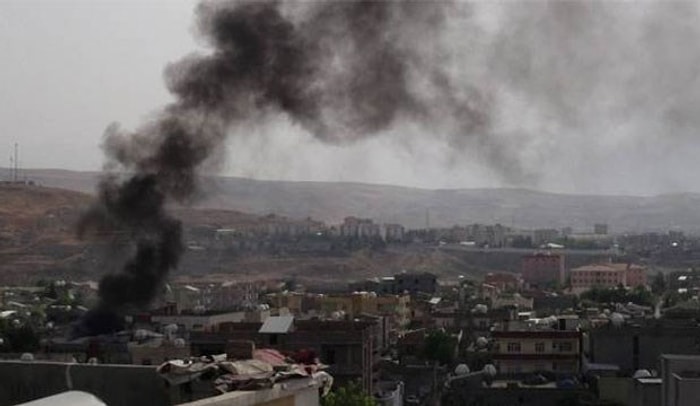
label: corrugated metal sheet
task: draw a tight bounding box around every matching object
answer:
[258,315,294,334]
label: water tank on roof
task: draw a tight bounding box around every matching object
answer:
[610,312,625,327]
[173,338,186,348]
[476,337,489,348]
[473,304,488,314]
[20,353,34,361]
[164,324,178,334]
[483,364,497,377]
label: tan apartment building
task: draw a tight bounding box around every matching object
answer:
[491,330,582,375]
[266,291,410,327]
[570,263,647,293]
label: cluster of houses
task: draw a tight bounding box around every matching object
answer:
[3,250,700,406]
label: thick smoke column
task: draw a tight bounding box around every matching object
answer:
[77,0,700,335]
[75,0,471,336]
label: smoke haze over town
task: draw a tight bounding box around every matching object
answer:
[2,0,700,196]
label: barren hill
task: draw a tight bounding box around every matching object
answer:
[11,168,700,232]
[0,183,472,285]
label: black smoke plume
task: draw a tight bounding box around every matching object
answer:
[74,0,487,336]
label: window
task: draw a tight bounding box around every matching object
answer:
[535,342,545,353]
[558,341,573,352]
[507,342,521,353]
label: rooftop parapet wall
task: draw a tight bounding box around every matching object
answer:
[178,378,319,406]
[0,361,172,406]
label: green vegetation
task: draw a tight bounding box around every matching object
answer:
[0,319,40,353]
[580,285,654,306]
[321,381,376,406]
[651,271,667,295]
[423,329,457,365]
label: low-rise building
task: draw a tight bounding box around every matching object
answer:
[491,330,582,375]
[383,224,405,242]
[589,320,700,372]
[394,272,437,295]
[150,310,250,332]
[660,354,700,406]
[351,272,437,295]
[191,317,383,394]
[484,272,523,292]
[492,294,534,310]
[521,253,566,288]
[570,263,647,292]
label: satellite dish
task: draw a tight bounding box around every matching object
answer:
[134,329,148,341]
[483,364,497,377]
[455,364,470,375]
[633,369,652,379]
[473,304,488,314]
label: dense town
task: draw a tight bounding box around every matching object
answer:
[4,0,700,405]
[2,211,700,406]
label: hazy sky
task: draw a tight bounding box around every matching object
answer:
[3,0,700,196]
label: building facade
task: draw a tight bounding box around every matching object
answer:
[570,263,647,292]
[491,330,582,375]
[521,253,566,287]
[191,318,383,394]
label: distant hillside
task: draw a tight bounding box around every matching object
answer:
[0,183,90,237]
[8,168,700,232]
[0,183,482,284]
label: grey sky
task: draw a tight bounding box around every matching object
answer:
[2,1,700,196]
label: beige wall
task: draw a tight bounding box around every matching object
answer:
[494,337,579,355]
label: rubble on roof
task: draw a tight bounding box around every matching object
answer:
[156,348,331,395]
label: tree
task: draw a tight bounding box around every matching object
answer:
[423,329,456,365]
[651,272,667,295]
[321,381,376,406]
[3,324,40,352]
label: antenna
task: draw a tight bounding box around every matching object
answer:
[13,143,18,182]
